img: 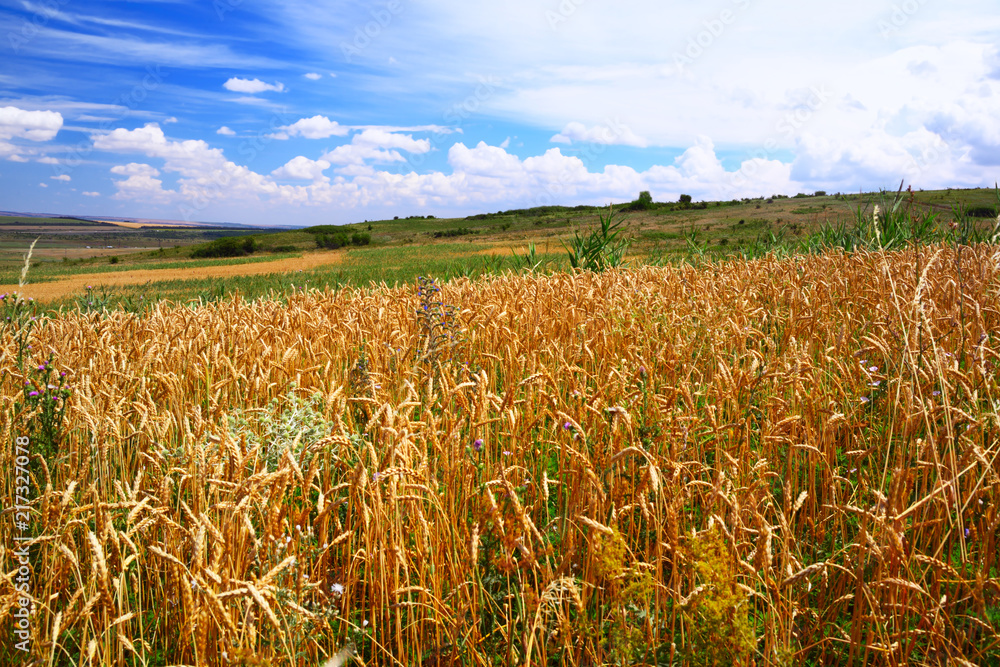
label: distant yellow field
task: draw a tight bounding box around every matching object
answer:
[93,219,205,229]
[0,250,344,301]
[93,219,145,228]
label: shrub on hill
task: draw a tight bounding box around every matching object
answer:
[190,236,258,258]
[466,204,600,220]
[315,232,371,249]
[433,227,476,238]
[315,233,349,249]
[304,225,347,235]
[625,190,654,211]
[965,205,998,218]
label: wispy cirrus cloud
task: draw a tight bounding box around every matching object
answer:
[7,25,278,69]
[17,1,213,38]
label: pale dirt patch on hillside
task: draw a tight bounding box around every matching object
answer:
[0,250,344,302]
[475,245,530,256]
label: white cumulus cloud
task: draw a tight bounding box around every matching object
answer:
[216,126,236,136]
[322,144,405,165]
[321,129,431,166]
[275,115,349,139]
[0,106,63,141]
[272,156,331,182]
[111,162,160,177]
[110,162,171,202]
[223,77,285,94]
[304,72,322,80]
[95,124,304,207]
[354,129,431,153]
[550,121,649,148]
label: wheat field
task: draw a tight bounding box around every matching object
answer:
[2,243,999,666]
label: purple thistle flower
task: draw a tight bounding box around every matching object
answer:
[473,439,484,452]
[563,422,572,430]
[28,391,39,397]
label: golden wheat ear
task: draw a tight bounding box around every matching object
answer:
[320,642,356,667]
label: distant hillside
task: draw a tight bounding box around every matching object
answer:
[0,210,275,230]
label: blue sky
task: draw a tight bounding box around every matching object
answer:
[1,0,999,226]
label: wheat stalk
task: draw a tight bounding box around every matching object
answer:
[18,237,38,287]
[1,244,996,665]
